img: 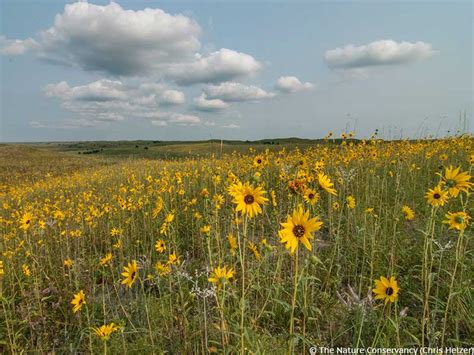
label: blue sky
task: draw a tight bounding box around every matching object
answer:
[1,0,472,142]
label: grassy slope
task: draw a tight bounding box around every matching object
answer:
[3,138,334,161]
[0,145,110,187]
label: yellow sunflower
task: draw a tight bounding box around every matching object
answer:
[93,323,120,341]
[99,252,113,266]
[200,188,210,198]
[19,212,34,231]
[22,264,31,277]
[297,157,308,170]
[401,206,415,220]
[317,173,337,195]
[71,290,86,313]
[167,252,180,265]
[200,225,211,235]
[208,265,234,287]
[314,160,325,171]
[231,182,268,218]
[253,155,267,168]
[279,206,323,254]
[155,239,166,253]
[346,196,356,209]
[303,189,320,205]
[443,211,470,231]
[441,166,472,197]
[373,276,400,304]
[248,241,261,261]
[110,228,121,237]
[121,261,138,288]
[425,185,449,207]
[155,261,171,276]
[63,258,73,268]
[227,180,243,198]
[152,198,163,218]
[164,213,175,223]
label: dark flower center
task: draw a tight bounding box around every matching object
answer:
[386,287,394,296]
[131,271,136,280]
[308,193,314,199]
[257,159,262,164]
[433,193,441,199]
[454,216,464,224]
[244,194,255,204]
[293,225,305,238]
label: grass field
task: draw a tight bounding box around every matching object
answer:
[0,136,473,353]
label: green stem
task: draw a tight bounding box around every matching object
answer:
[288,247,299,354]
[238,215,248,354]
[440,229,465,347]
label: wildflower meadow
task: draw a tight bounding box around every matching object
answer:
[0,135,472,353]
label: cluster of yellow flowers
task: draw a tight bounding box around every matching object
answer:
[425,166,472,230]
[0,135,472,348]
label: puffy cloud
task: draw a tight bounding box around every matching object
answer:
[275,76,314,93]
[325,40,434,70]
[44,80,127,102]
[2,2,262,84]
[167,49,262,85]
[145,112,202,126]
[203,82,274,102]
[43,79,192,126]
[160,90,185,105]
[45,79,184,106]
[64,100,128,122]
[36,1,201,75]
[0,35,39,55]
[193,93,230,112]
[168,113,201,125]
[135,84,185,105]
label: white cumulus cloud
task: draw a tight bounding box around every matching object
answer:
[203,82,274,102]
[2,2,263,85]
[167,49,262,85]
[43,79,191,126]
[160,90,186,105]
[146,112,202,126]
[275,76,314,93]
[193,93,230,112]
[168,113,201,125]
[37,1,201,76]
[325,40,434,70]
[44,80,127,102]
[0,35,39,55]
